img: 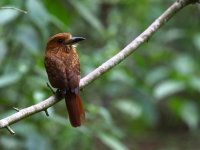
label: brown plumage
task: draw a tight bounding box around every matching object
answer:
[44,33,85,127]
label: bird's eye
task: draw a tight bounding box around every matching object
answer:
[57,39,64,44]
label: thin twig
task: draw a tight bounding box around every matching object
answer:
[0,7,27,14]
[0,0,197,130]
[44,109,50,117]
[6,126,15,135]
[13,107,20,112]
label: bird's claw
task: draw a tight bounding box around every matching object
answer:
[55,89,65,98]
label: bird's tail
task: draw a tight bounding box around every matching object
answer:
[65,92,85,127]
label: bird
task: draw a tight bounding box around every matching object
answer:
[44,32,85,127]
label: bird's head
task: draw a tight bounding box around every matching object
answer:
[46,32,85,52]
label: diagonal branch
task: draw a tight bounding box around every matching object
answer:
[0,0,198,132]
[0,7,27,14]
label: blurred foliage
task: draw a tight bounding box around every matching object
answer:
[0,0,200,150]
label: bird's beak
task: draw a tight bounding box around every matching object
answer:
[66,37,86,45]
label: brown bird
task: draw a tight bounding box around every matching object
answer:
[44,33,85,127]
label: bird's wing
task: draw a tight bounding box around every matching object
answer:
[66,59,80,94]
[45,55,68,89]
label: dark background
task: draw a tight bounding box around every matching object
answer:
[0,0,200,150]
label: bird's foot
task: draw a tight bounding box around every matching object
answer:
[55,89,65,98]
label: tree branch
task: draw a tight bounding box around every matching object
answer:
[0,0,198,133]
[0,7,27,14]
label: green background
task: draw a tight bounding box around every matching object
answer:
[0,0,200,150]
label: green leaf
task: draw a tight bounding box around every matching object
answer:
[0,8,19,25]
[26,0,50,38]
[98,133,128,150]
[163,28,184,43]
[180,101,199,130]
[0,73,21,88]
[173,55,196,75]
[168,97,182,117]
[69,0,104,33]
[33,91,46,103]
[49,14,68,31]
[145,67,169,86]
[115,100,142,119]
[0,39,7,64]
[0,136,21,149]
[27,0,49,25]
[193,34,200,51]
[15,24,39,54]
[190,77,200,92]
[99,107,113,125]
[154,80,185,100]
